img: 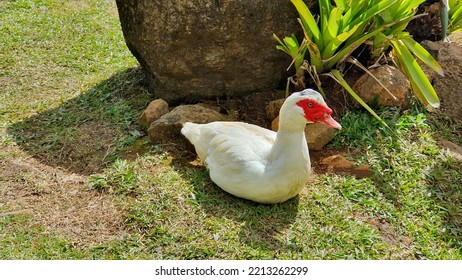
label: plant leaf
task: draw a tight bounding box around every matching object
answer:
[324,25,386,70]
[304,36,323,71]
[391,39,440,110]
[319,0,332,42]
[273,34,306,71]
[347,0,397,30]
[329,69,393,131]
[391,0,423,19]
[400,35,444,76]
[325,7,342,44]
[296,17,323,71]
[322,23,360,59]
[449,1,462,32]
[291,0,322,46]
[273,33,291,55]
[452,4,462,20]
[333,0,346,11]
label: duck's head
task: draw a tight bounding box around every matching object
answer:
[281,89,342,129]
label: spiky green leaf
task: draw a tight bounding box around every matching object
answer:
[291,0,322,46]
[391,39,440,110]
[329,69,392,130]
[400,35,444,76]
[324,7,342,45]
[322,24,360,59]
[347,0,397,30]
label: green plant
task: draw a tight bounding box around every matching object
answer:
[446,0,462,34]
[89,159,141,194]
[275,0,397,88]
[273,34,308,92]
[274,0,444,115]
[370,1,420,58]
[274,0,400,123]
[439,0,462,41]
[370,0,444,111]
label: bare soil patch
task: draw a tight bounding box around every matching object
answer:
[0,146,125,246]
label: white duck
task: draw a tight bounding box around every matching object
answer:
[181,89,342,204]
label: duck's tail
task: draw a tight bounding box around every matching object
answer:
[181,122,207,160]
[181,122,200,142]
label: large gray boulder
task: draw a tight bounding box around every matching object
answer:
[115,0,314,102]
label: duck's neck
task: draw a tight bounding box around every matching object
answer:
[267,118,309,165]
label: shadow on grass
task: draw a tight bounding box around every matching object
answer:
[177,163,300,256]
[8,64,299,257]
[428,158,462,251]
[370,142,462,253]
[8,67,151,175]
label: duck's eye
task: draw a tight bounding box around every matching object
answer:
[308,102,313,108]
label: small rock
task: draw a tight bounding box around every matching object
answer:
[271,115,280,132]
[438,140,462,161]
[148,104,228,144]
[321,154,372,178]
[352,65,411,108]
[139,99,169,129]
[221,99,240,121]
[321,154,354,168]
[305,123,337,151]
[266,98,285,120]
[272,117,337,150]
[195,101,221,113]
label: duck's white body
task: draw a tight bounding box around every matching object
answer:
[181,89,341,203]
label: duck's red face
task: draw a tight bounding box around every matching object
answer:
[296,99,342,129]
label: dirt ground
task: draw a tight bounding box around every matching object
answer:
[0,147,126,246]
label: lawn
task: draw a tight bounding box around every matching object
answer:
[1,0,461,259]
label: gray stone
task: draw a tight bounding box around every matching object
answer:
[139,99,169,129]
[352,65,411,108]
[438,140,462,161]
[266,98,285,120]
[448,31,462,47]
[148,104,228,144]
[421,39,462,121]
[304,123,336,151]
[115,0,315,102]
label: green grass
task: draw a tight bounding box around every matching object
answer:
[0,213,90,259]
[1,0,461,260]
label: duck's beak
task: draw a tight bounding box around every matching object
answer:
[321,115,342,130]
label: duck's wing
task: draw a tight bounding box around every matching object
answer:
[182,121,276,171]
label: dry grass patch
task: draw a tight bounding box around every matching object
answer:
[0,151,125,246]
